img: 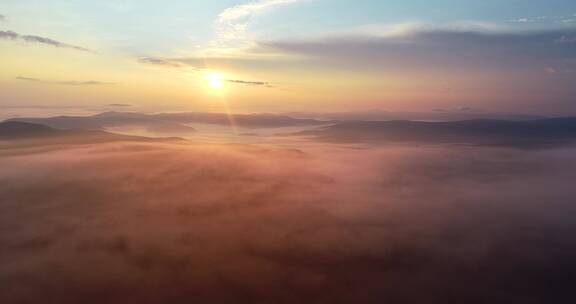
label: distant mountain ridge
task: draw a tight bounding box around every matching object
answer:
[0,121,182,144]
[6,111,330,131]
[286,110,546,122]
[0,121,61,139]
[295,117,576,148]
[5,112,196,133]
[8,114,576,148]
[153,112,330,128]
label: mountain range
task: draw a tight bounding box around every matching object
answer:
[295,117,576,148]
[6,111,330,132]
[6,113,576,149]
[0,121,181,145]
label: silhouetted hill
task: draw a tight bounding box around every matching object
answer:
[0,121,62,139]
[286,110,545,122]
[154,112,331,128]
[6,111,196,133]
[295,117,576,148]
[7,111,329,131]
[0,121,182,144]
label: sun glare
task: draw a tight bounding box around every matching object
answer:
[205,72,224,90]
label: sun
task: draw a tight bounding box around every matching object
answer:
[205,72,224,90]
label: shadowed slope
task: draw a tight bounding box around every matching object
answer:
[154,112,331,128]
[7,111,330,131]
[295,118,576,148]
[6,112,197,134]
[0,121,183,145]
[0,121,61,139]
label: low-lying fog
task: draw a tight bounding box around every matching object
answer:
[105,123,318,145]
[1,140,575,303]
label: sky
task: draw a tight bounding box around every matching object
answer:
[1,0,576,116]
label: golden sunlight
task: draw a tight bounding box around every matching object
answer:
[205,72,224,90]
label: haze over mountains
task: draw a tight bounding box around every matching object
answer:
[0,121,62,139]
[6,111,330,133]
[3,113,576,303]
[6,112,576,149]
[295,118,576,148]
[287,110,546,122]
[0,121,181,146]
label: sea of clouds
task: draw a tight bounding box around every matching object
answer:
[1,141,575,303]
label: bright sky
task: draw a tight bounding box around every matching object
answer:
[1,0,576,116]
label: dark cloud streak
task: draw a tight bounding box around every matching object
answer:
[138,57,273,88]
[227,79,272,87]
[138,57,198,68]
[107,103,133,107]
[258,28,576,70]
[0,30,91,52]
[16,76,115,86]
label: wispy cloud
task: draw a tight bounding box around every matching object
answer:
[138,57,191,68]
[258,28,576,70]
[0,104,88,110]
[136,1,303,89]
[0,14,6,22]
[214,0,304,48]
[510,14,576,25]
[107,103,134,107]
[137,55,287,71]
[16,77,115,86]
[138,56,273,88]
[0,30,91,52]
[555,35,576,43]
[141,27,576,81]
[227,79,272,87]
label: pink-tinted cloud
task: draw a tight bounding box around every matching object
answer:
[0,141,575,303]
